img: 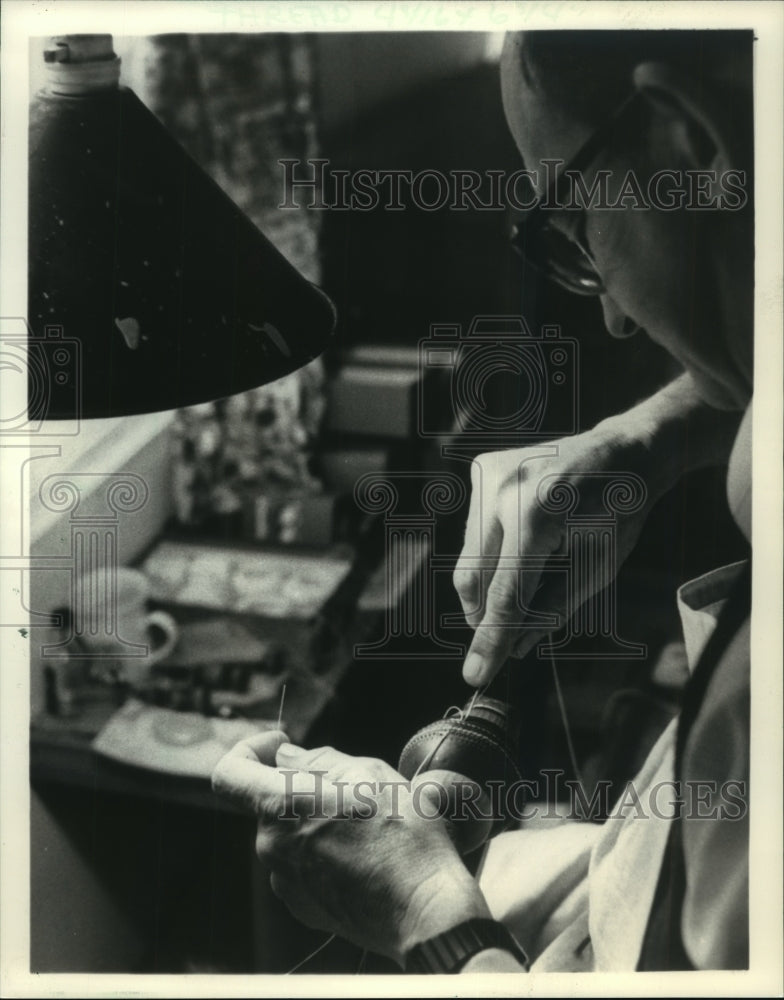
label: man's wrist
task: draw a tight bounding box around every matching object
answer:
[395,866,491,967]
[649,373,742,469]
[597,373,741,499]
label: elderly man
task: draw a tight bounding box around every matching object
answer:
[212,30,753,973]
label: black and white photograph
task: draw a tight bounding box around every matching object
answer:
[1,1,782,995]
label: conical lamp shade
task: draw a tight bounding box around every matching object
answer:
[28,38,336,419]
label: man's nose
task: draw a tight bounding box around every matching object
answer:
[600,295,639,339]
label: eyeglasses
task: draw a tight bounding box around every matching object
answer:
[510,90,644,296]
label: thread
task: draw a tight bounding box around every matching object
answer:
[464,684,484,720]
[473,838,492,883]
[410,727,452,780]
[276,682,287,732]
[547,641,584,788]
[285,931,336,974]
[441,681,489,724]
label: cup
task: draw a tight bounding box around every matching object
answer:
[74,566,179,688]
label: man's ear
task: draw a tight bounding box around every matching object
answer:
[632,61,734,172]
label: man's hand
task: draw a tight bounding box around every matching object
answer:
[212,731,490,966]
[454,374,742,687]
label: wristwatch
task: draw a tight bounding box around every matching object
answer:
[404,918,530,974]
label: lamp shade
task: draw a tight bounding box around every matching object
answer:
[28,36,336,420]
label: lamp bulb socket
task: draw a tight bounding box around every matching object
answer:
[43,35,121,95]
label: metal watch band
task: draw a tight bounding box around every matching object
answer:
[404,917,529,974]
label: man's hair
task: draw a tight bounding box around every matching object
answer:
[518,30,753,128]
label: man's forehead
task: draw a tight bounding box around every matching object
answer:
[500,34,594,188]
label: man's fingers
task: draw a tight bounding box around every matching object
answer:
[214,750,346,821]
[454,468,502,628]
[212,730,290,815]
[215,738,386,824]
[275,742,355,772]
[223,729,289,764]
[462,530,525,686]
[452,557,483,629]
[211,754,289,818]
[462,514,564,686]
[510,567,589,661]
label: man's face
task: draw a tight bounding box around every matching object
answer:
[500,35,752,410]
